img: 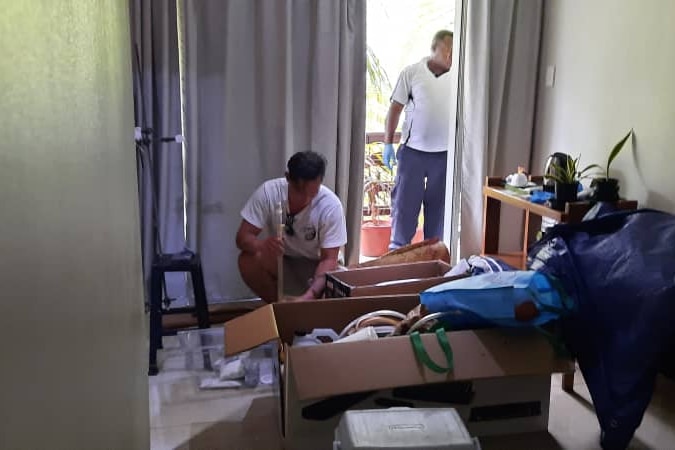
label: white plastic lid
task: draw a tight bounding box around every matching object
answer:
[335,407,476,450]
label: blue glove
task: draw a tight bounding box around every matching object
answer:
[383,143,396,170]
[530,190,554,204]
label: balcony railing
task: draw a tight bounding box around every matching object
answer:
[363,132,401,219]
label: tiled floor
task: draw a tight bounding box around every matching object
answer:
[150,339,675,450]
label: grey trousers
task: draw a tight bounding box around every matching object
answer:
[390,145,448,249]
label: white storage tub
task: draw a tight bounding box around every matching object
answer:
[333,407,481,450]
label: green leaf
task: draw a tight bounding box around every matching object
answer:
[544,173,571,185]
[606,129,633,176]
[548,161,576,184]
[579,164,603,175]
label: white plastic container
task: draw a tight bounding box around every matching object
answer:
[333,407,480,450]
[292,328,339,347]
[175,328,277,380]
[177,327,225,371]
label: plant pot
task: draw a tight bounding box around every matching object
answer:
[591,178,620,202]
[360,219,424,257]
[360,220,392,257]
[553,182,578,210]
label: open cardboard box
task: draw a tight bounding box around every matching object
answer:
[224,295,574,450]
[324,260,466,298]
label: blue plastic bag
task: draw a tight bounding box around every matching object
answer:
[420,271,572,330]
[528,208,675,449]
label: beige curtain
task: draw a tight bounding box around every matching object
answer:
[452,0,543,258]
[182,0,366,301]
[130,0,187,304]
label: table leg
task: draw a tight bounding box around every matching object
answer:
[562,372,575,392]
[522,211,542,268]
[482,195,501,254]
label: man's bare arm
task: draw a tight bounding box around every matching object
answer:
[236,220,285,258]
[384,101,404,144]
[301,247,340,300]
[236,220,269,254]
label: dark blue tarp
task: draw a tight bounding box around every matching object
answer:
[528,208,675,449]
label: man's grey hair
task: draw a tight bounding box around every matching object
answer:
[431,30,453,50]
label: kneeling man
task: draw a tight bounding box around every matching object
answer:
[236,151,347,303]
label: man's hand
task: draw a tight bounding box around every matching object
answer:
[260,236,284,258]
[383,143,396,170]
[279,295,314,303]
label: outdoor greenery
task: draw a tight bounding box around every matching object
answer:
[365,0,454,132]
[363,142,394,223]
[366,45,392,132]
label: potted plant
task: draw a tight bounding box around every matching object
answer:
[591,129,633,202]
[545,155,598,210]
[361,143,395,257]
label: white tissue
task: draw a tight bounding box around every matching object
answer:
[335,326,379,344]
[200,377,243,390]
[445,259,470,277]
[219,358,245,380]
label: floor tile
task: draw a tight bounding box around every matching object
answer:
[150,425,191,450]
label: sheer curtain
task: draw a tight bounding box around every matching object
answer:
[181,0,366,301]
[130,0,187,304]
[451,0,544,258]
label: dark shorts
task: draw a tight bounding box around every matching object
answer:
[282,256,319,296]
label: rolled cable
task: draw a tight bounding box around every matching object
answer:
[406,312,452,335]
[338,310,407,338]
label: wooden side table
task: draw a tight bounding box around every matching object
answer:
[481,176,638,391]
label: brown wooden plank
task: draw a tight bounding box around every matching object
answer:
[522,210,531,269]
[484,252,525,270]
[486,176,504,187]
[565,199,638,224]
[482,195,501,254]
[484,186,565,221]
[365,131,401,145]
[526,212,543,247]
[161,300,264,330]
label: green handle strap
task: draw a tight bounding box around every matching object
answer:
[535,326,571,357]
[409,328,454,374]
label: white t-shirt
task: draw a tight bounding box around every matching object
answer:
[390,58,453,152]
[240,178,347,260]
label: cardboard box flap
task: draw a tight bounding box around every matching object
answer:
[328,260,452,286]
[224,304,279,356]
[271,295,419,343]
[224,295,420,356]
[287,328,574,401]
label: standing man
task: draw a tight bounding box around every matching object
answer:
[383,30,453,250]
[236,151,347,303]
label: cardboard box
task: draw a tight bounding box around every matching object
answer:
[288,375,552,449]
[224,295,574,450]
[324,260,465,298]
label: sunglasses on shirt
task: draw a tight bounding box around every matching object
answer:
[284,213,295,236]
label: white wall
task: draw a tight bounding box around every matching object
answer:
[0,2,149,449]
[533,0,675,212]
